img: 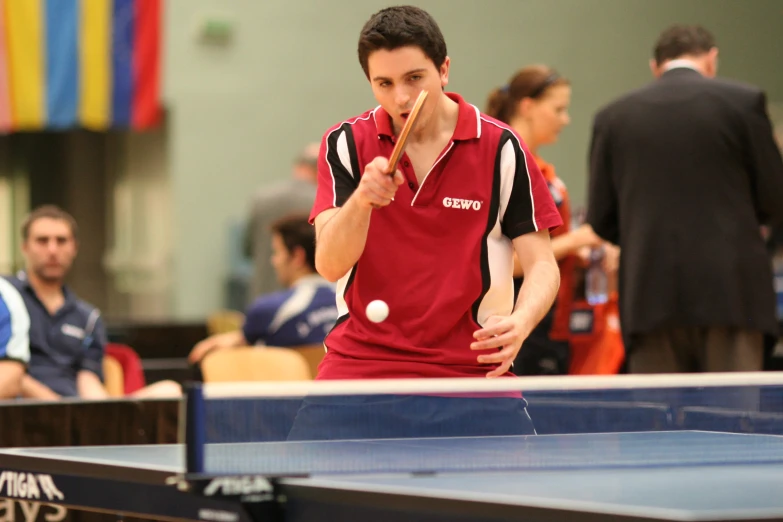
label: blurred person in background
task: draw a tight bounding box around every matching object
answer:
[190,214,337,365]
[0,278,30,398]
[245,143,320,300]
[4,205,180,400]
[587,24,783,373]
[486,65,619,376]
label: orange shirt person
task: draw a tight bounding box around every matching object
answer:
[485,66,606,375]
[568,258,624,375]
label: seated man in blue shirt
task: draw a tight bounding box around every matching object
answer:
[189,214,337,364]
[0,278,30,399]
[4,205,179,400]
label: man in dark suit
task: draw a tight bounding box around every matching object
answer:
[587,24,783,373]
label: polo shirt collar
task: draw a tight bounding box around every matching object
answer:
[662,58,701,74]
[16,270,76,306]
[373,92,481,142]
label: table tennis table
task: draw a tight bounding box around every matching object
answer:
[1,430,783,522]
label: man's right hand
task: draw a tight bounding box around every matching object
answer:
[188,331,245,364]
[353,157,405,210]
[312,156,405,281]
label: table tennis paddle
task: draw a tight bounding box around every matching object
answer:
[387,89,429,174]
[371,90,429,209]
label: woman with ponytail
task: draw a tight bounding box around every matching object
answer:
[486,65,618,376]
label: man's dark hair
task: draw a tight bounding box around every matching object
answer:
[271,214,316,271]
[357,5,448,78]
[653,24,716,65]
[21,205,78,241]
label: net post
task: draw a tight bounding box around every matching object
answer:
[184,382,206,474]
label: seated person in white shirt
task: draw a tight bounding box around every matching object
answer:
[0,278,30,399]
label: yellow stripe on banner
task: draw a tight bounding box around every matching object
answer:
[79,0,111,129]
[5,0,45,129]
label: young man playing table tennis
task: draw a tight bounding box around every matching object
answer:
[289,5,562,440]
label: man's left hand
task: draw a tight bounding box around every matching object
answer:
[471,315,527,378]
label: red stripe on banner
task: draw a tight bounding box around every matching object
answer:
[132,0,161,129]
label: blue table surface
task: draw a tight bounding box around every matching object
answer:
[3,430,783,520]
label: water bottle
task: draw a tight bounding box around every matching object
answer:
[586,245,609,306]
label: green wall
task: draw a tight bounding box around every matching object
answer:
[164,0,783,319]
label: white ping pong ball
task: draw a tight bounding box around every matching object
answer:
[366,300,389,323]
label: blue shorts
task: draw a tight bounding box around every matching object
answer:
[286,394,536,441]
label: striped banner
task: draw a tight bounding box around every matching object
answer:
[0,0,12,132]
[5,0,45,129]
[46,0,79,128]
[0,0,161,133]
[112,0,134,126]
[132,0,160,128]
[80,0,111,129]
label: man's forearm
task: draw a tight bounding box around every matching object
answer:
[20,374,60,400]
[0,362,24,399]
[512,259,561,337]
[514,234,576,276]
[77,370,109,399]
[315,197,373,282]
[216,330,247,349]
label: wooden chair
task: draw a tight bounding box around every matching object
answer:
[105,343,147,394]
[103,354,125,397]
[207,309,245,336]
[293,343,326,379]
[201,346,313,382]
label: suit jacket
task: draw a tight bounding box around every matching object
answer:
[587,67,783,341]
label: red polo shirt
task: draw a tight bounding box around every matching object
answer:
[310,93,562,380]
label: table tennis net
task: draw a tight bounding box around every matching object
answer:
[184,373,783,476]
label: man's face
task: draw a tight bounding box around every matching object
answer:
[22,218,77,284]
[367,45,449,134]
[270,233,296,288]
